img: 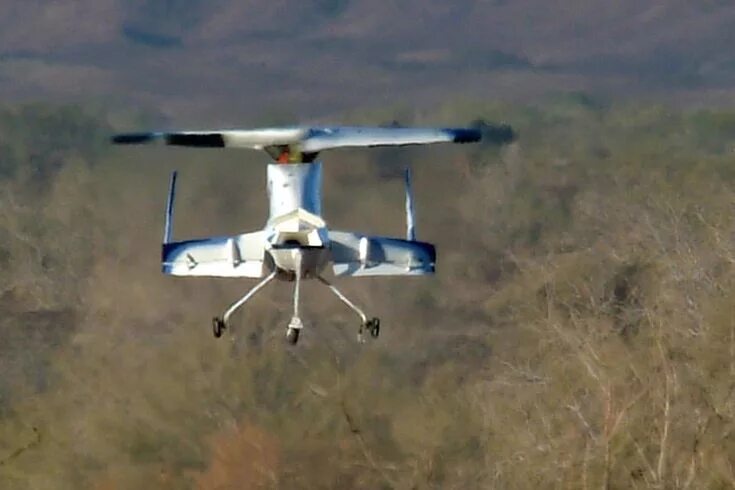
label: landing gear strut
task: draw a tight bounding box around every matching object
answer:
[212,270,277,338]
[317,276,381,342]
[209,268,381,344]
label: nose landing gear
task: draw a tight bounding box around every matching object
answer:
[286,316,303,345]
[211,270,278,339]
[285,327,300,344]
[285,255,305,345]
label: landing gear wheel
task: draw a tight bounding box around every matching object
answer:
[212,317,226,338]
[369,318,381,338]
[286,327,300,345]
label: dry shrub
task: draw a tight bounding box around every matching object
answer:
[5,102,735,489]
[194,422,279,490]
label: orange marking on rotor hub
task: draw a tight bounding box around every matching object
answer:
[277,150,290,163]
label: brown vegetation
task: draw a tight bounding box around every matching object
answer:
[2,98,735,488]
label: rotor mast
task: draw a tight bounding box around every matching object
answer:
[267,161,322,220]
[112,124,491,224]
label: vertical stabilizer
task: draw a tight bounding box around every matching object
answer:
[164,171,177,244]
[405,167,416,241]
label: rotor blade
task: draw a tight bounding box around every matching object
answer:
[112,132,162,145]
[112,126,483,154]
[300,127,481,153]
[112,128,308,150]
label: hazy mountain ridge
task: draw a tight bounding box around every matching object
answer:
[2,1,735,121]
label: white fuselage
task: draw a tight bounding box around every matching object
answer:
[267,162,322,219]
[264,163,330,279]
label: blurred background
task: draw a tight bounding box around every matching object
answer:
[2,1,735,488]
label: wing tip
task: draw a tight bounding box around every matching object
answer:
[111,132,158,145]
[470,120,517,145]
[448,128,483,144]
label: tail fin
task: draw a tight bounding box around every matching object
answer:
[405,167,416,241]
[163,171,177,244]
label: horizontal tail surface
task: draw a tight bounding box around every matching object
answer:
[328,230,435,277]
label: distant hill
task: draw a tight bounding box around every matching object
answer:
[2,1,735,121]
